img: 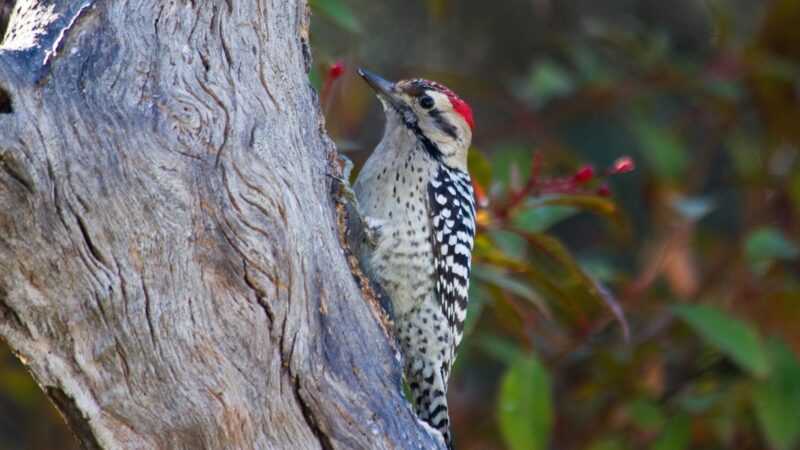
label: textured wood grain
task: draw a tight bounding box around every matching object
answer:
[0,1,442,448]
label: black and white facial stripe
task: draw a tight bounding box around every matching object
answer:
[427,107,459,140]
[389,101,444,160]
[389,80,466,161]
[428,165,476,358]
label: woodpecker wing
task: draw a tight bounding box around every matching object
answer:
[428,165,476,375]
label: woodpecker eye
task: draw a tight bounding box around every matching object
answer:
[419,96,435,109]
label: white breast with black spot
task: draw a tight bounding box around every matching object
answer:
[354,143,440,317]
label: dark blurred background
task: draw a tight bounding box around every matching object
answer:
[3,0,800,448]
[317,0,800,449]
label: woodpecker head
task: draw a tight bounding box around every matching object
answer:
[358,68,474,171]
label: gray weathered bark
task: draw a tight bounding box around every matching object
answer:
[0,1,441,448]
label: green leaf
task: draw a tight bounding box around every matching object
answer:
[489,230,528,261]
[744,228,799,274]
[627,398,665,430]
[484,141,534,193]
[751,338,800,450]
[467,147,493,189]
[309,0,361,34]
[478,246,573,318]
[513,205,578,232]
[579,256,617,283]
[471,264,552,318]
[524,232,629,339]
[652,413,691,450]
[672,304,769,377]
[524,194,626,229]
[473,334,523,365]
[498,356,552,450]
[490,143,535,191]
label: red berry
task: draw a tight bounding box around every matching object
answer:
[573,165,595,183]
[597,185,611,196]
[329,61,345,79]
[612,156,634,173]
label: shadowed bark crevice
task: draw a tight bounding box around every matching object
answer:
[0,286,26,336]
[295,381,335,450]
[46,386,103,450]
[0,148,33,192]
[0,86,10,113]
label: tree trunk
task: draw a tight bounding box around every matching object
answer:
[0,1,440,448]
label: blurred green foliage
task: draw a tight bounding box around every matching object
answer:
[317,0,800,448]
[498,355,552,450]
[672,304,769,378]
[2,0,800,449]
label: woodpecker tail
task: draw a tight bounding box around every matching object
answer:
[409,366,454,449]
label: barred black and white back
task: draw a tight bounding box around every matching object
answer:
[400,164,475,449]
[428,165,476,378]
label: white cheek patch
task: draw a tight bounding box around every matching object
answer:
[426,91,451,109]
[423,91,471,143]
[420,91,458,141]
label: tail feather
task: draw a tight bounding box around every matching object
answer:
[409,367,454,448]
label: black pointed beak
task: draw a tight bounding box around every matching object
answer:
[358,68,397,101]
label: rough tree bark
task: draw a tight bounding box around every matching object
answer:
[0,1,442,448]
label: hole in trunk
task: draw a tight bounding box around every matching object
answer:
[0,87,11,114]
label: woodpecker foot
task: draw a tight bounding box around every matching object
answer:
[360,216,384,248]
[337,153,355,181]
[329,154,380,248]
